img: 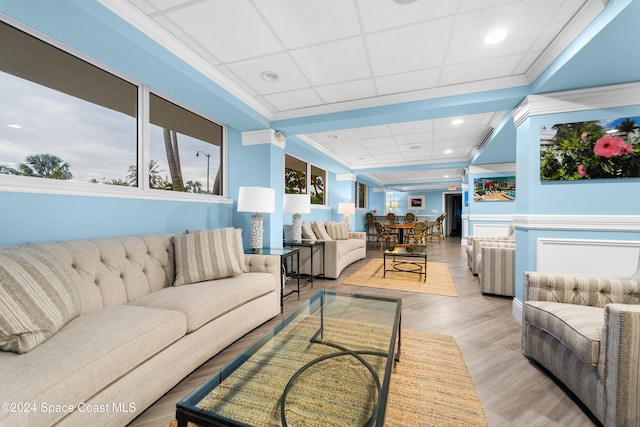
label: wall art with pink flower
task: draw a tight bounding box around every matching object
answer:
[540,117,640,180]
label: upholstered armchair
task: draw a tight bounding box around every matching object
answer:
[478,244,515,296]
[466,225,515,274]
[522,260,640,426]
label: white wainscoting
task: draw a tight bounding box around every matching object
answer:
[537,238,640,277]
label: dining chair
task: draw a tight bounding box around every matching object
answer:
[410,221,428,245]
[427,213,447,243]
[373,221,397,251]
[404,212,416,223]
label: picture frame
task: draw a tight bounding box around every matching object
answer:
[408,195,425,210]
[473,176,516,202]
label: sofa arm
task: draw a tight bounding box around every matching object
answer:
[244,254,281,278]
[471,239,515,275]
[480,246,515,296]
[524,272,640,307]
[600,303,640,426]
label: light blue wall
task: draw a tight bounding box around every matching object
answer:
[0,192,232,246]
[514,104,640,301]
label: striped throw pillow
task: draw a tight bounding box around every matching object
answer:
[312,222,333,241]
[302,223,317,240]
[325,222,348,240]
[173,228,243,286]
[0,243,80,354]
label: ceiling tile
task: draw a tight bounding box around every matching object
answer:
[375,68,441,96]
[439,54,524,86]
[349,125,392,139]
[316,80,376,104]
[366,18,454,76]
[289,37,371,86]
[389,119,434,135]
[225,53,309,95]
[262,88,322,111]
[445,0,563,64]
[357,0,458,32]
[253,0,361,49]
[162,0,283,62]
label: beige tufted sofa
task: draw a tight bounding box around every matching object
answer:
[0,230,280,427]
[522,264,640,426]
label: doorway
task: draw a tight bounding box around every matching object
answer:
[444,193,462,237]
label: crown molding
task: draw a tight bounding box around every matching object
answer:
[336,173,356,182]
[468,163,517,174]
[513,81,640,126]
[514,214,640,231]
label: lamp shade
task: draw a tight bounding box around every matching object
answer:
[283,194,311,214]
[237,187,275,213]
[338,202,355,215]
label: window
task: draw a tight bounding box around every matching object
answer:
[0,21,137,186]
[284,154,307,194]
[356,182,367,209]
[284,154,325,205]
[0,21,226,199]
[149,94,223,195]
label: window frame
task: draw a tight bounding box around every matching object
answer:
[284,153,327,206]
[0,19,229,204]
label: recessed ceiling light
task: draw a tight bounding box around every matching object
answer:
[328,134,338,139]
[444,149,453,154]
[484,29,507,44]
[260,71,279,82]
[444,175,450,178]
[7,124,22,129]
[393,0,418,4]
[451,119,464,125]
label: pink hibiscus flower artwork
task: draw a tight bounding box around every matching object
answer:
[593,134,625,158]
[577,164,588,177]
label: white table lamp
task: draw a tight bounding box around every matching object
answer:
[283,194,311,242]
[338,202,356,231]
[237,186,275,252]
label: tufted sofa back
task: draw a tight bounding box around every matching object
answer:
[34,234,176,314]
[524,271,640,307]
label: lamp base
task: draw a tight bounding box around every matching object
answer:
[344,214,351,232]
[250,213,263,250]
[291,213,302,243]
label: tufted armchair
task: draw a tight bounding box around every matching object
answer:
[522,258,640,426]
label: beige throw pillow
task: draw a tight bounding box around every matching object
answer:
[312,222,333,241]
[173,228,243,286]
[0,244,80,354]
[325,222,348,240]
[302,222,317,240]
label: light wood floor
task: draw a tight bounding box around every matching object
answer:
[128,237,600,427]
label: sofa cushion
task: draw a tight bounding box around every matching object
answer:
[0,243,80,354]
[302,222,317,240]
[130,271,276,333]
[524,301,604,366]
[337,238,366,257]
[312,222,333,241]
[0,304,185,424]
[173,228,243,286]
[326,222,348,240]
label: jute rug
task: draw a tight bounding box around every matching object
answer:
[166,329,486,427]
[343,258,458,297]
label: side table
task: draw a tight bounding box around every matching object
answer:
[283,240,325,284]
[244,248,299,313]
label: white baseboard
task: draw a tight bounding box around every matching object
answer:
[512,298,523,324]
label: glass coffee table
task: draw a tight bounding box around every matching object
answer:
[176,290,402,427]
[384,245,428,282]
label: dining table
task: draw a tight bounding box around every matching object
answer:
[385,223,415,246]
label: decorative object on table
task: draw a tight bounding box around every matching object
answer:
[408,195,425,210]
[283,193,311,242]
[337,202,355,231]
[237,186,275,252]
[540,116,640,181]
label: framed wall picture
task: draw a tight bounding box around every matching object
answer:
[408,195,425,210]
[473,176,516,202]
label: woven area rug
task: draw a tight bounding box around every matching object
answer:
[166,329,486,427]
[343,258,458,297]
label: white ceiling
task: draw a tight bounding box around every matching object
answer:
[101,0,602,187]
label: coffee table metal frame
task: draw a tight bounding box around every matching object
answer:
[176,290,402,427]
[383,245,428,282]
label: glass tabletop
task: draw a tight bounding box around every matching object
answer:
[384,245,428,257]
[176,290,402,427]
